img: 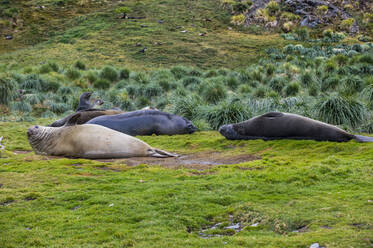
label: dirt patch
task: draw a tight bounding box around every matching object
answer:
[96,166,121,172]
[96,152,261,170]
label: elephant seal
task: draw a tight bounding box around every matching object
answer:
[86,109,197,136]
[27,114,177,159]
[76,92,102,111]
[49,109,124,127]
[219,112,373,142]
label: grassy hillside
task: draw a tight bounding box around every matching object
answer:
[0,0,293,70]
[1,121,373,247]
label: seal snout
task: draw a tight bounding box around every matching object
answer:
[218,124,237,140]
[188,123,198,134]
[27,125,39,137]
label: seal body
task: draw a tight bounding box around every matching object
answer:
[27,124,176,159]
[87,110,197,136]
[49,109,124,127]
[219,112,355,142]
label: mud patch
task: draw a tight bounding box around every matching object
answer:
[96,166,121,172]
[96,152,261,170]
[292,225,309,233]
[198,215,244,239]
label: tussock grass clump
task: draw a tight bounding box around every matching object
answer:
[0,77,17,105]
[181,76,202,88]
[10,101,32,113]
[85,70,99,84]
[48,62,60,72]
[324,60,338,73]
[143,83,162,98]
[57,86,73,96]
[65,68,81,80]
[269,76,287,93]
[130,72,149,84]
[135,96,151,108]
[41,110,57,118]
[74,60,86,70]
[47,102,71,114]
[170,66,189,79]
[237,84,252,94]
[94,79,111,89]
[23,93,44,105]
[169,94,202,120]
[202,99,251,130]
[332,54,348,66]
[321,76,340,91]
[300,72,315,87]
[100,66,118,82]
[203,70,218,78]
[341,76,363,95]
[19,74,43,91]
[359,54,373,64]
[202,80,227,104]
[119,68,130,79]
[284,81,300,97]
[316,94,365,128]
[253,86,267,98]
[39,64,53,74]
[225,73,239,89]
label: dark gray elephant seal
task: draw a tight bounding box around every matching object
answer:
[219,112,373,142]
[27,114,177,159]
[49,109,124,127]
[87,109,197,136]
[76,92,103,111]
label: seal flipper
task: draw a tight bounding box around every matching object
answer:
[353,135,373,142]
[149,148,178,158]
[64,113,81,126]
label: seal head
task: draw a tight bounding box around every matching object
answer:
[76,92,93,111]
[184,118,198,134]
[219,124,239,140]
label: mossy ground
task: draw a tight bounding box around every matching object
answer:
[0,120,372,247]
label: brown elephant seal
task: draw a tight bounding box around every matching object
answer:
[27,114,177,159]
[49,109,124,127]
[219,112,373,142]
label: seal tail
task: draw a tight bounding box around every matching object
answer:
[151,148,178,158]
[353,135,373,142]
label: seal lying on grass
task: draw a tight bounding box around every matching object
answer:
[49,109,124,127]
[219,112,373,142]
[87,109,197,136]
[28,114,177,159]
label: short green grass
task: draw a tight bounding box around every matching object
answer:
[1,120,372,247]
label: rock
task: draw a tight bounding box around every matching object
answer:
[310,243,320,248]
[157,20,164,24]
[199,33,206,36]
[250,223,259,227]
[140,24,148,28]
[180,30,188,33]
[136,42,142,47]
[5,35,12,40]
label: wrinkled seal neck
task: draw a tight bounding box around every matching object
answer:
[28,127,60,155]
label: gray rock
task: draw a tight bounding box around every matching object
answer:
[310,243,320,248]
